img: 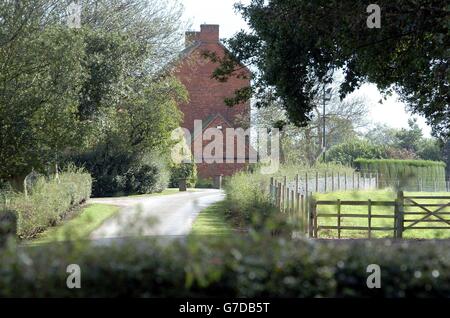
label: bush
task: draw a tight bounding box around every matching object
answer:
[123,153,170,195]
[1,237,450,297]
[224,172,276,228]
[354,158,447,190]
[0,167,92,239]
[169,162,197,188]
[72,145,170,196]
[325,140,386,165]
[195,178,215,189]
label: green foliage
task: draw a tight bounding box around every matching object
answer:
[224,164,354,229]
[195,178,215,189]
[0,0,187,188]
[224,171,275,229]
[354,159,447,189]
[1,237,450,297]
[0,23,86,179]
[221,1,449,137]
[326,140,386,166]
[0,168,92,239]
[170,162,197,188]
[73,147,169,197]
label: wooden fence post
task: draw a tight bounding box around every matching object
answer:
[277,182,282,210]
[290,190,295,218]
[337,199,341,239]
[315,171,319,192]
[309,198,316,238]
[305,172,309,196]
[270,177,274,204]
[368,199,372,239]
[301,194,305,233]
[395,191,404,239]
[331,172,335,192]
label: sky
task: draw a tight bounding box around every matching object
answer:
[179,0,432,137]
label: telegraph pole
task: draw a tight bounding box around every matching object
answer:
[322,86,332,162]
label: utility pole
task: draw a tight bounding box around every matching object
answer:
[322,86,332,162]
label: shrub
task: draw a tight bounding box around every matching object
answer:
[72,146,170,196]
[169,162,197,188]
[325,140,386,165]
[1,237,450,297]
[0,167,92,239]
[195,178,215,189]
[224,171,276,228]
[123,153,170,195]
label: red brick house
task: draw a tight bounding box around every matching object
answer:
[174,24,252,179]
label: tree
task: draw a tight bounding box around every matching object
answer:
[325,140,386,166]
[0,0,86,180]
[254,85,368,165]
[216,1,449,137]
[0,0,188,187]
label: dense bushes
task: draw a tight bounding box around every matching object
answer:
[325,140,386,165]
[169,162,197,188]
[1,237,450,297]
[355,159,447,189]
[0,168,92,239]
[72,146,169,197]
[224,172,275,228]
[224,164,354,228]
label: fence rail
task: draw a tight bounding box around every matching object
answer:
[269,175,450,239]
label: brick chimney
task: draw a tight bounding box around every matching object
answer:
[185,24,220,47]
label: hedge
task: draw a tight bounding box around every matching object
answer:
[354,159,447,190]
[0,237,449,297]
[0,168,92,239]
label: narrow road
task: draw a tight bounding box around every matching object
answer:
[89,189,224,240]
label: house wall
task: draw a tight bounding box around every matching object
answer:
[175,24,251,179]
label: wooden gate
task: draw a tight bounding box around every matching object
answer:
[401,193,450,237]
[309,192,450,239]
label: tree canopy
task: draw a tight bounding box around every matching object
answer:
[0,0,187,180]
[218,0,449,137]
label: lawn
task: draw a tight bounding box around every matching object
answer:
[190,201,232,236]
[30,204,120,244]
[314,189,450,239]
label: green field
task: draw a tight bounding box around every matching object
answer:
[190,201,232,236]
[314,190,450,239]
[30,204,120,244]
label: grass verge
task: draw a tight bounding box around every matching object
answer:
[314,189,450,239]
[191,201,232,236]
[30,204,120,244]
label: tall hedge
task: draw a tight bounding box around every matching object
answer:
[0,168,92,239]
[354,159,447,190]
[1,238,450,297]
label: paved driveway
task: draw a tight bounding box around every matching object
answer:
[89,189,224,240]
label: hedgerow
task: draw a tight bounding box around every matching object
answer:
[0,237,449,297]
[0,167,92,239]
[354,159,446,189]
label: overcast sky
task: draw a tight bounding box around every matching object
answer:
[180,0,432,137]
